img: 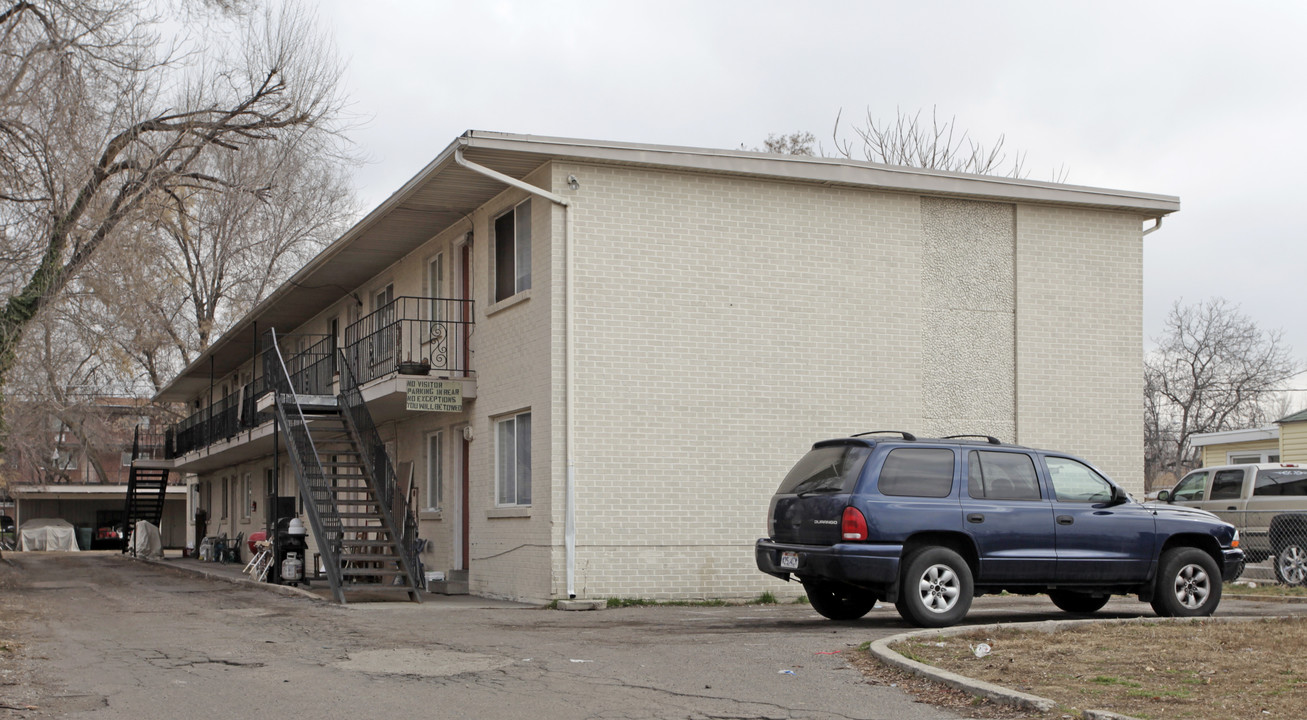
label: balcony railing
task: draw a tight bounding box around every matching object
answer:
[345,297,473,386]
[166,334,332,458]
[165,296,475,459]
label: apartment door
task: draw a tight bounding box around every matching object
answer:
[455,425,469,571]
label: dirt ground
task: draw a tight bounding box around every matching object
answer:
[892,617,1307,719]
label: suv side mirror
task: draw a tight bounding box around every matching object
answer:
[1155,489,1170,502]
[1108,485,1129,506]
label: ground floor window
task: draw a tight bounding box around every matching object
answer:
[427,431,444,511]
[496,411,531,506]
[1229,450,1280,464]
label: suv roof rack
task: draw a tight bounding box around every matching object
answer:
[943,434,1003,445]
[851,430,917,441]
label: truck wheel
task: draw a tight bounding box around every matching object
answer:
[801,580,877,620]
[894,547,973,628]
[1274,541,1307,586]
[1049,590,1110,614]
[1150,548,1222,618]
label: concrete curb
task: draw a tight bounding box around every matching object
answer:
[868,615,1296,720]
[123,553,326,603]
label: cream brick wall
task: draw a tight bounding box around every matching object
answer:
[1015,205,1144,494]
[559,163,925,599]
[550,165,1149,600]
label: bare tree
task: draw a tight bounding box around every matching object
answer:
[743,131,818,156]
[79,130,355,392]
[749,107,1066,180]
[0,0,350,450]
[1144,298,1301,486]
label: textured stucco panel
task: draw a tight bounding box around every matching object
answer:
[920,198,1016,440]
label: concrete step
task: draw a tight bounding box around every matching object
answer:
[427,569,468,595]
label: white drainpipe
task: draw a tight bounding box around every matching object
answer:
[454,146,579,599]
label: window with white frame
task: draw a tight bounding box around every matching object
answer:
[221,478,229,519]
[496,411,532,506]
[426,431,444,511]
[493,199,531,302]
[1230,450,1281,464]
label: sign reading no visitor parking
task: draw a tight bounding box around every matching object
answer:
[406,379,463,412]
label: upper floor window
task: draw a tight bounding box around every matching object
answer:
[494,199,531,302]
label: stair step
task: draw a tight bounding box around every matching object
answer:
[427,580,469,595]
[340,539,396,548]
[340,567,407,577]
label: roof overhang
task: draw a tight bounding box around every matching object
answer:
[13,484,187,500]
[155,130,1181,402]
[1188,426,1281,447]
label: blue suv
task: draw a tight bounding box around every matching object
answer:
[755,432,1243,627]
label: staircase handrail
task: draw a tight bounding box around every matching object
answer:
[263,329,346,603]
[335,347,423,591]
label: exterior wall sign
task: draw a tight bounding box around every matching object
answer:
[406,380,463,412]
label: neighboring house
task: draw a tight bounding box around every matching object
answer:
[153,131,1178,603]
[1189,410,1307,468]
[5,399,184,549]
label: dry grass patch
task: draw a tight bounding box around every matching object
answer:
[888,617,1307,719]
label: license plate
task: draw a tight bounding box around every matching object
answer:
[780,551,799,569]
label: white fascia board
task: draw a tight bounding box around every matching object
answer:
[1188,426,1280,447]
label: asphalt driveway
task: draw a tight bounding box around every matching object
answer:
[2,552,1304,719]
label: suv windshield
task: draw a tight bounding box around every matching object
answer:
[777,444,870,495]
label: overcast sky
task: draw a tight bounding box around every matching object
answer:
[318,0,1307,365]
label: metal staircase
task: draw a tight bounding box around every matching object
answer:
[122,427,170,555]
[262,329,422,604]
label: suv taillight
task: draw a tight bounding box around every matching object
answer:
[842,506,868,541]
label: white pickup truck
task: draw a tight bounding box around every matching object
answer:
[1157,463,1307,585]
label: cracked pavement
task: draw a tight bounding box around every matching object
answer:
[7,553,1305,719]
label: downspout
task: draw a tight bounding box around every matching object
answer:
[454,146,579,599]
[1142,217,1163,236]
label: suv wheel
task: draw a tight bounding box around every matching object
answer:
[1150,548,1221,618]
[1274,541,1307,586]
[801,580,877,620]
[1048,590,1110,614]
[894,547,973,628]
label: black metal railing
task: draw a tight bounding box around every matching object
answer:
[337,346,422,591]
[345,297,474,386]
[262,329,346,603]
[165,334,333,458]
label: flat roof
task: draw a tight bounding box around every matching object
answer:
[155,130,1181,402]
[1187,426,1280,447]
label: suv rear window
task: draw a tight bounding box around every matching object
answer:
[777,444,871,495]
[878,448,955,498]
[1254,469,1307,496]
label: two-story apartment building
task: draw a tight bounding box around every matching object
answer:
[155,131,1178,604]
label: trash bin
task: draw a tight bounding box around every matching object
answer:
[272,517,308,586]
[77,526,93,551]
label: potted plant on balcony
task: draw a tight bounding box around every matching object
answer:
[398,356,431,376]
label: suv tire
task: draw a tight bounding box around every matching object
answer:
[1150,548,1221,618]
[894,547,973,628]
[1274,540,1307,586]
[1048,590,1110,614]
[801,580,877,620]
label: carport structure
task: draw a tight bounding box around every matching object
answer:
[12,484,188,549]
